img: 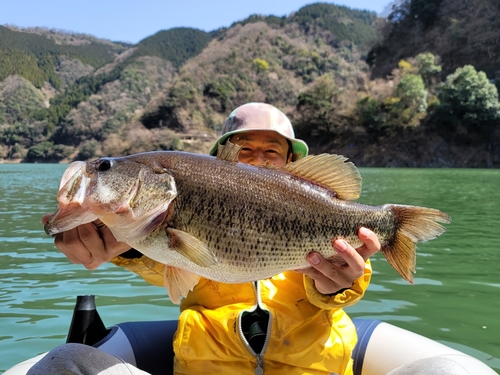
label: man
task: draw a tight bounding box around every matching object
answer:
[34,103,380,375]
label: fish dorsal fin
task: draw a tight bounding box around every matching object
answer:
[166,228,218,267]
[164,266,201,304]
[283,154,362,200]
[216,140,242,162]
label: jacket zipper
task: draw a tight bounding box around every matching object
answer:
[238,281,272,375]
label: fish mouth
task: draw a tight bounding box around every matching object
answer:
[44,179,97,236]
[44,203,97,236]
[44,162,97,236]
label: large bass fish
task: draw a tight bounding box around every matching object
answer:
[45,143,451,303]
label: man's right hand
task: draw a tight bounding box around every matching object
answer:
[42,214,131,269]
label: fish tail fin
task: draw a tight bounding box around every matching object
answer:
[164,266,201,304]
[381,205,451,284]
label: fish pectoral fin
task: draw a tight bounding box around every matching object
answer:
[164,266,201,304]
[283,154,362,200]
[167,228,217,267]
[216,140,242,162]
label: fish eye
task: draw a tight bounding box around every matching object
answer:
[98,159,113,171]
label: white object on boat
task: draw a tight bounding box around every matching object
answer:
[4,318,497,375]
[353,319,497,375]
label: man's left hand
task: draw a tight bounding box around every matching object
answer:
[295,227,380,294]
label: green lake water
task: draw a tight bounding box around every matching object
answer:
[0,164,499,372]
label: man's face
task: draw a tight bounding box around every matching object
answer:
[229,130,292,167]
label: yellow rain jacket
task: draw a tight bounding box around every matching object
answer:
[112,254,372,375]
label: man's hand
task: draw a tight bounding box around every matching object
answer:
[295,227,381,294]
[42,214,131,269]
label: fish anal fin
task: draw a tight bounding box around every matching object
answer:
[283,154,362,200]
[164,266,201,304]
[167,228,217,267]
[216,140,242,162]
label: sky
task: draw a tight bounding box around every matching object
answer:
[1,0,391,45]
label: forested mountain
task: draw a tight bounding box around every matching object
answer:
[1,1,499,167]
[132,28,214,68]
[232,3,379,50]
[0,25,125,89]
[367,0,500,79]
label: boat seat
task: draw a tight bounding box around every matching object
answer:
[91,318,375,375]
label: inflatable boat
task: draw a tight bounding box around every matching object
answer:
[4,295,497,375]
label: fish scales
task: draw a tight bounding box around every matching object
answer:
[45,149,451,303]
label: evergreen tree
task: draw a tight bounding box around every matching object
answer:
[435,65,500,133]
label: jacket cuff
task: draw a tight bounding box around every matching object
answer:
[111,254,165,287]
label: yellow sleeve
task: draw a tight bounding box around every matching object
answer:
[111,254,166,287]
[303,259,372,309]
[112,254,372,307]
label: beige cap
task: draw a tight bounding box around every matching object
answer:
[209,102,308,160]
